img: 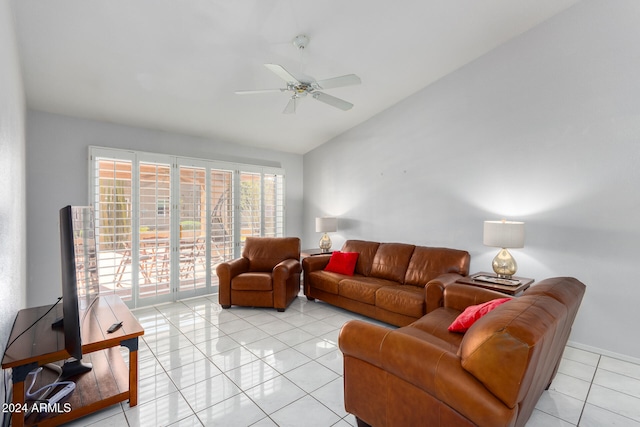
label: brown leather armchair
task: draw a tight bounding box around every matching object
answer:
[216,237,301,312]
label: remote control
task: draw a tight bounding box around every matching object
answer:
[107,321,123,333]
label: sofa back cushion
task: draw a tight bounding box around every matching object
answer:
[341,240,380,276]
[243,237,300,272]
[370,243,415,283]
[459,294,568,409]
[404,247,470,286]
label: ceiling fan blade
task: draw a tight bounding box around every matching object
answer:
[315,74,361,90]
[265,64,300,84]
[283,97,296,114]
[312,92,354,111]
[235,88,285,95]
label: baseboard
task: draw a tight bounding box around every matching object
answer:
[567,340,640,366]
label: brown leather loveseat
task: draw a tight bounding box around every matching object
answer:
[339,277,586,427]
[303,240,470,326]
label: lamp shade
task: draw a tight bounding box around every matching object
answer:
[483,220,525,248]
[315,217,337,233]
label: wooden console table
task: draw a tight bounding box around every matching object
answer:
[2,295,143,427]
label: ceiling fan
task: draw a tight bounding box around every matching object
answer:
[235,35,361,114]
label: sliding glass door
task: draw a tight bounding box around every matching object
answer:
[90,147,284,308]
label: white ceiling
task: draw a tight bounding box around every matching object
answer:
[12,0,580,154]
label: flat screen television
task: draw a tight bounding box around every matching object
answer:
[55,205,97,380]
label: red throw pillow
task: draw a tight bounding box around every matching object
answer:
[324,251,359,276]
[448,298,511,333]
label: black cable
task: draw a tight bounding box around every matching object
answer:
[3,297,62,354]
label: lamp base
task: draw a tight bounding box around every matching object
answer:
[492,248,518,279]
[319,233,332,253]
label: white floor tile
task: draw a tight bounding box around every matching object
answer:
[599,356,640,381]
[273,328,316,347]
[244,336,290,358]
[179,374,242,413]
[209,345,260,372]
[263,347,312,374]
[580,403,640,426]
[165,357,222,389]
[155,345,207,371]
[558,358,597,382]
[316,349,344,375]
[292,336,338,360]
[137,371,178,405]
[593,369,640,400]
[561,346,600,367]
[225,326,272,345]
[144,331,194,355]
[167,414,204,427]
[587,384,640,423]
[269,395,340,427]
[182,324,225,345]
[548,372,591,402]
[311,377,348,418]
[225,359,281,389]
[284,360,339,393]
[195,335,241,357]
[195,393,267,426]
[125,391,194,427]
[244,375,306,414]
[534,389,585,425]
[525,408,575,426]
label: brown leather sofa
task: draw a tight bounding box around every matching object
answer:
[303,240,470,326]
[339,277,586,427]
[216,237,301,312]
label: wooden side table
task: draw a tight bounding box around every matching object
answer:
[301,248,332,258]
[456,272,534,296]
[2,295,143,427]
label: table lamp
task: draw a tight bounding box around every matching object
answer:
[316,217,337,253]
[483,220,525,279]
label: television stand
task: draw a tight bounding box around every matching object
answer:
[2,295,143,427]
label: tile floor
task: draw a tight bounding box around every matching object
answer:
[64,293,640,427]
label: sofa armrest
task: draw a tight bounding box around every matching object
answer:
[216,257,250,306]
[339,320,516,427]
[302,254,331,272]
[273,258,302,282]
[443,283,512,312]
[425,273,464,313]
[302,254,332,296]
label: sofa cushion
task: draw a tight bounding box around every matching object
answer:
[409,307,465,350]
[342,240,380,276]
[404,246,471,286]
[324,251,359,276]
[243,237,300,272]
[308,270,345,295]
[370,243,415,283]
[448,298,511,333]
[339,277,398,304]
[231,272,273,291]
[375,285,425,318]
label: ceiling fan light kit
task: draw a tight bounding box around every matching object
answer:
[235,34,360,114]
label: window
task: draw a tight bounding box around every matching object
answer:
[89,147,285,307]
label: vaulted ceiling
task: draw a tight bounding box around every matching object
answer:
[12,0,580,154]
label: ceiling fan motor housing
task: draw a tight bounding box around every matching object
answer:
[293,34,309,50]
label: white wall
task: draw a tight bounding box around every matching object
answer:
[0,0,26,356]
[303,0,640,361]
[25,110,304,307]
[0,0,27,414]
